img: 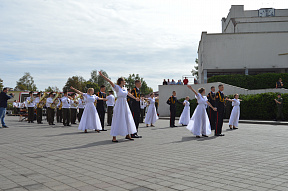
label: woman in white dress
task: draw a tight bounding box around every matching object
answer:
[227,94,241,130]
[186,85,217,138]
[70,86,106,133]
[99,71,139,142]
[179,96,190,126]
[144,93,159,127]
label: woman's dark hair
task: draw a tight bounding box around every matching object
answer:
[234,94,238,98]
[117,78,124,85]
[198,87,205,94]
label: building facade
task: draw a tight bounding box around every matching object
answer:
[198,5,288,83]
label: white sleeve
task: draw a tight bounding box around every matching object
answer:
[95,96,99,100]
[113,85,119,92]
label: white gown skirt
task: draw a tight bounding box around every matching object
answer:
[78,103,102,131]
[179,106,190,125]
[229,106,240,127]
[145,105,158,125]
[110,98,137,136]
[186,104,211,136]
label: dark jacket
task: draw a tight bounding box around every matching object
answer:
[215,91,225,109]
[166,95,182,109]
[96,92,106,111]
[0,91,13,108]
[207,91,216,107]
[131,87,141,112]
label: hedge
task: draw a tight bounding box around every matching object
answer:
[208,73,288,90]
[176,93,288,121]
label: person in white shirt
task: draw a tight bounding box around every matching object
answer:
[26,91,35,123]
[46,92,55,125]
[140,95,147,123]
[56,95,62,123]
[70,93,78,124]
[106,90,115,126]
[34,92,43,124]
[61,91,71,126]
[13,100,18,114]
[78,95,85,122]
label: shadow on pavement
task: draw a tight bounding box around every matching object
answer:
[171,135,217,144]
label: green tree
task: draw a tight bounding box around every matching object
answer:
[45,86,60,92]
[125,74,153,95]
[0,78,3,90]
[15,72,37,91]
[84,81,100,93]
[63,76,86,92]
[191,58,198,79]
[89,70,112,91]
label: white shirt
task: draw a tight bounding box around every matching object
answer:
[78,98,85,109]
[61,96,70,109]
[70,99,78,109]
[106,95,115,106]
[140,99,147,109]
[46,97,53,108]
[13,102,18,108]
[34,97,40,105]
[26,96,35,107]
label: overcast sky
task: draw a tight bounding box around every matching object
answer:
[1,0,287,91]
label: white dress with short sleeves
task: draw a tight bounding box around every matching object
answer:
[229,99,240,127]
[78,93,102,131]
[144,97,158,125]
[179,100,190,125]
[110,85,137,136]
[186,93,211,136]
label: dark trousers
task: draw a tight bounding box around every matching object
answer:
[170,107,176,127]
[208,108,216,130]
[36,108,42,123]
[28,107,34,122]
[47,107,55,124]
[133,110,140,132]
[71,108,77,124]
[107,106,113,125]
[78,108,84,122]
[215,106,224,135]
[62,108,71,126]
[140,109,145,123]
[56,108,62,123]
[97,108,105,130]
[277,107,284,120]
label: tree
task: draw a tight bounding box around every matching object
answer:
[0,78,3,90]
[84,81,100,93]
[45,86,60,92]
[63,76,86,92]
[191,58,198,79]
[15,72,37,91]
[89,70,112,91]
[125,74,153,95]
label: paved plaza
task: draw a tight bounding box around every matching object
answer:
[1,116,288,191]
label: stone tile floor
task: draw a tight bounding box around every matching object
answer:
[1,116,288,191]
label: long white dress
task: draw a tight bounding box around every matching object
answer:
[229,99,240,127]
[78,93,102,131]
[110,85,137,136]
[179,100,190,125]
[186,93,211,136]
[144,97,158,125]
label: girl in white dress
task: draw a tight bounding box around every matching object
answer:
[99,71,139,142]
[70,86,107,133]
[179,96,190,126]
[144,93,159,127]
[227,94,241,130]
[186,85,217,138]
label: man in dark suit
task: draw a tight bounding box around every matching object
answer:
[131,80,142,138]
[96,85,107,131]
[207,86,216,130]
[166,91,182,127]
[215,84,225,136]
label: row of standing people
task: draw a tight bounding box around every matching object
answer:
[168,84,241,138]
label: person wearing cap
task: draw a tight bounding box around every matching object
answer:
[46,92,55,125]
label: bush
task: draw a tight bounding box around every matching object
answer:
[208,73,288,90]
[176,93,288,120]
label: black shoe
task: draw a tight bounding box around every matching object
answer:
[100,129,107,131]
[202,135,208,137]
[112,140,118,143]
[131,134,142,138]
[107,124,111,126]
[67,124,71,126]
[50,123,55,125]
[196,136,201,138]
[31,121,34,123]
[233,127,238,129]
[38,122,43,124]
[173,125,178,127]
[2,125,8,128]
[28,121,31,123]
[215,134,225,136]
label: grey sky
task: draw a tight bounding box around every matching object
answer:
[1,0,287,91]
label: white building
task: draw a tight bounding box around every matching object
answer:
[198,5,288,83]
